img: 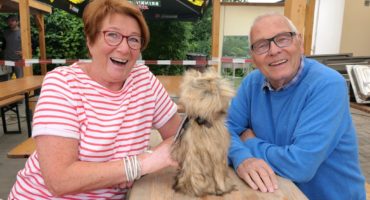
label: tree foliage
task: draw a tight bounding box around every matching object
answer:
[32,9,88,59]
[143,20,192,75]
[143,7,212,75]
[222,36,250,58]
[188,7,212,55]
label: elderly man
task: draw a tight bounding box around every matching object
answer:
[227,13,366,200]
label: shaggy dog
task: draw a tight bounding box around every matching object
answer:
[171,68,236,197]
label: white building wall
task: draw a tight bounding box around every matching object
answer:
[219,5,284,58]
[340,0,370,56]
[312,0,345,54]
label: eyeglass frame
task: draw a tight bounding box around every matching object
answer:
[250,32,297,55]
[101,31,144,50]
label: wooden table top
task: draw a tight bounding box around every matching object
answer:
[0,75,174,100]
[157,76,182,97]
[157,76,184,112]
[128,167,308,200]
[0,75,44,101]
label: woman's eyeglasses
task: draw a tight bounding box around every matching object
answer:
[101,31,143,50]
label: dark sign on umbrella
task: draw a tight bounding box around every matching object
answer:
[37,0,210,21]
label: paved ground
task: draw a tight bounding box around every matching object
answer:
[352,108,370,180]
[0,103,369,199]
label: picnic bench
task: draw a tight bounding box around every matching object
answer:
[7,137,35,158]
[0,95,24,134]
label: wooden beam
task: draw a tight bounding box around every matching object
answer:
[11,0,52,13]
[211,0,221,71]
[284,0,306,36]
[304,0,316,55]
[18,0,33,77]
[35,14,47,75]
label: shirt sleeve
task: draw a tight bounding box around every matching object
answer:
[227,79,254,170]
[32,71,80,139]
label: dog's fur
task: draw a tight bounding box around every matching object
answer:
[171,68,236,197]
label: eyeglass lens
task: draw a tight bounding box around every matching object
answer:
[251,32,295,55]
[103,31,142,50]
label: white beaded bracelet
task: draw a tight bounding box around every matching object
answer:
[123,155,142,182]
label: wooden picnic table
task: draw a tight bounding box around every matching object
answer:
[128,167,307,200]
[157,76,184,112]
[0,75,44,137]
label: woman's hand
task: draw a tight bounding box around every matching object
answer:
[139,136,178,176]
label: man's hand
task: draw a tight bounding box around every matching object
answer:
[238,129,278,192]
[236,158,278,193]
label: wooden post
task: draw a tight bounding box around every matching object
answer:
[18,0,33,77]
[304,0,316,55]
[35,14,47,75]
[284,0,307,36]
[211,0,221,71]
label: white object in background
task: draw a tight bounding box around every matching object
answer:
[346,65,370,104]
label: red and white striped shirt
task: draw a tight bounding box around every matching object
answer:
[9,63,177,199]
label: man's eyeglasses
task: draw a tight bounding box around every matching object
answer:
[102,31,143,50]
[251,32,296,55]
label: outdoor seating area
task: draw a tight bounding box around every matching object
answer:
[1,0,370,199]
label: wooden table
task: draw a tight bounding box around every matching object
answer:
[128,167,308,200]
[157,76,184,112]
[0,75,44,137]
[157,76,182,97]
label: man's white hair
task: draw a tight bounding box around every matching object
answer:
[249,12,298,46]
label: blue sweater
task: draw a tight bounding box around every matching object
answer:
[227,58,366,200]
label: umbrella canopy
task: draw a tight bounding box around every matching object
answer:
[37,0,210,21]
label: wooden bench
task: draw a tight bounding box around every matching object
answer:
[7,128,174,158]
[366,182,370,200]
[7,138,35,158]
[0,95,24,134]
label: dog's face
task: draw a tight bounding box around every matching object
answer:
[179,68,235,122]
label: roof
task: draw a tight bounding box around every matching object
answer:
[35,0,210,21]
[0,0,51,14]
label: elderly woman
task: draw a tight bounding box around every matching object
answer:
[9,0,182,199]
